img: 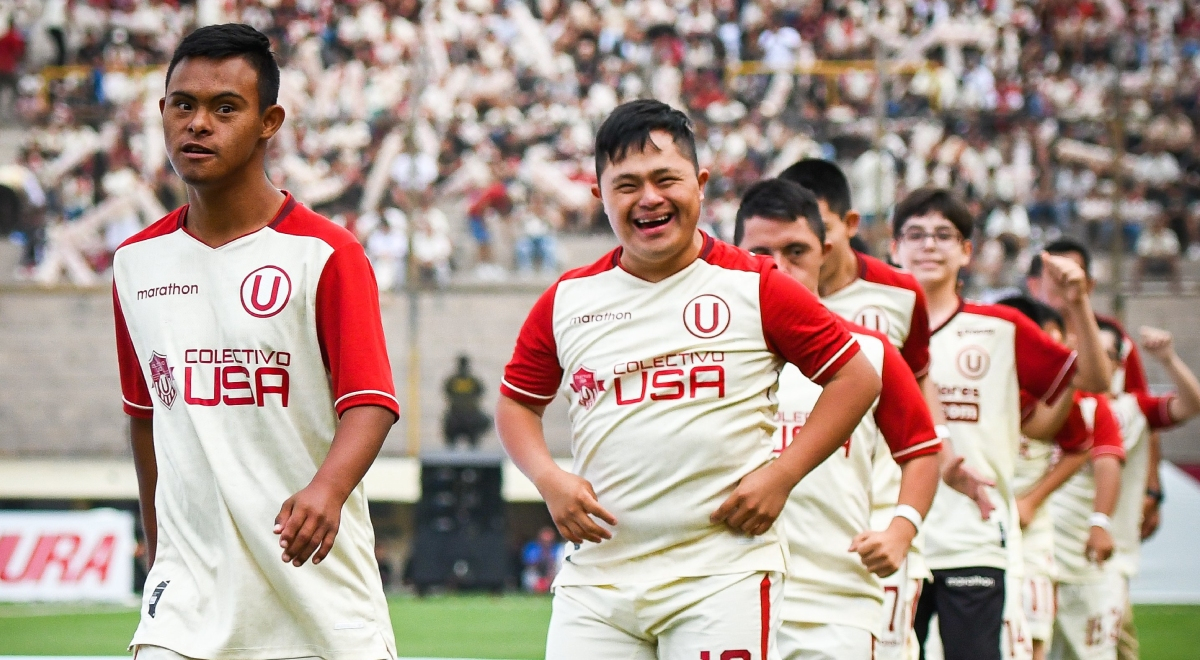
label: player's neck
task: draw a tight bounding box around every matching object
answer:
[184,173,286,248]
[619,230,705,283]
[923,276,961,330]
[818,244,859,297]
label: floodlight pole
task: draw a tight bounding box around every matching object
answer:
[404,38,427,459]
[1109,71,1126,324]
[873,32,887,230]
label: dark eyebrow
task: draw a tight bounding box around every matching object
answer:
[612,167,682,184]
[167,90,248,104]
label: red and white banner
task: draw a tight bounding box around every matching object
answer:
[0,509,135,602]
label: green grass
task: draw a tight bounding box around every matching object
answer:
[0,599,1195,659]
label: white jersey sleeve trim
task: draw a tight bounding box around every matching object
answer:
[1040,350,1078,403]
[807,337,857,383]
[334,390,400,407]
[891,437,941,460]
[501,378,557,401]
[123,397,154,411]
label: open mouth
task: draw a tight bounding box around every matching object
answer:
[632,213,673,231]
[181,143,215,156]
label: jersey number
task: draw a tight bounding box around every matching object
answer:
[699,652,750,660]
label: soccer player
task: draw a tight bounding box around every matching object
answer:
[112,25,398,659]
[889,188,1110,660]
[778,159,994,660]
[496,100,881,660]
[1052,321,1200,660]
[998,296,1125,660]
[734,177,942,660]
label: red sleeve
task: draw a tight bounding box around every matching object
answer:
[1121,340,1150,395]
[1019,389,1038,423]
[315,243,400,418]
[874,339,941,462]
[760,266,860,385]
[900,285,932,379]
[500,283,563,405]
[1089,395,1126,461]
[113,284,154,418]
[1013,311,1078,406]
[1051,394,1090,454]
[1136,391,1177,429]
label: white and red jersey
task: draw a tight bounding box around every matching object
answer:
[774,324,939,633]
[821,252,935,577]
[1108,391,1176,577]
[925,300,1077,572]
[500,234,860,586]
[1047,394,1127,583]
[113,195,398,659]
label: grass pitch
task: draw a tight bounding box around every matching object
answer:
[0,598,1196,659]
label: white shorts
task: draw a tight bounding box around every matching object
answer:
[546,571,783,660]
[1022,573,1057,642]
[875,559,922,660]
[1050,571,1126,660]
[133,646,327,660]
[1003,570,1034,660]
[777,621,874,660]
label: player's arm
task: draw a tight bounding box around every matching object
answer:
[1141,327,1200,423]
[1021,385,1077,441]
[1041,253,1111,392]
[1088,455,1121,564]
[496,397,616,544]
[1142,432,1163,540]
[851,348,940,577]
[130,416,158,568]
[1016,450,1088,529]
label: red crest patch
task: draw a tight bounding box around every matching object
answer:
[570,366,605,410]
[148,351,177,409]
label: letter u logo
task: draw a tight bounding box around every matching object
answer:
[683,294,731,339]
[240,266,293,318]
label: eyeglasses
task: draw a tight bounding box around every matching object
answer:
[898,227,962,247]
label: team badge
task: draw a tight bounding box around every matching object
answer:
[853,305,890,334]
[148,352,177,409]
[956,345,990,380]
[240,265,292,318]
[683,294,730,339]
[570,366,605,410]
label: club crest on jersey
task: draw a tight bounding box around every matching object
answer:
[148,352,178,408]
[853,305,890,334]
[570,366,605,410]
[683,294,730,339]
[956,345,991,380]
[240,266,292,318]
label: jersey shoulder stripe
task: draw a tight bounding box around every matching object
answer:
[270,196,358,250]
[116,206,185,252]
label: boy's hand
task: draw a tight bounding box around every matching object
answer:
[1086,526,1114,564]
[711,463,793,536]
[537,468,617,545]
[1041,252,1088,306]
[849,521,914,578]
[275,479,345,567]
[942,455,996,520]
[1016,495,1035,529]
[1140,326,1175,361]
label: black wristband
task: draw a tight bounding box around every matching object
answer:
[1146,488,1164,505]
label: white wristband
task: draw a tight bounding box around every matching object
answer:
[893,504,924,533]
[935,424,951,440]
[1089,512,1112,531]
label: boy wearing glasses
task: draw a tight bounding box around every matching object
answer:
[888,188,1111,660]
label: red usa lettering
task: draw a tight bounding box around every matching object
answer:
[184,366,290,407]
[613,365,725,405]
[0,533,117,584]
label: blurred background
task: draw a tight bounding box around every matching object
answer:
[0,0,1199,656]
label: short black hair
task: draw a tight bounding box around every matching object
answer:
[733,178,825,246]
[1028,238,1093,279]
[1095,317,1125,356]
[996,295,1065,334]
[892,187,974,240]
[778,159,853,216]
[166,24,280,112]
[594,100,698,178]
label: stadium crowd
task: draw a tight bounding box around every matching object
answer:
[2,0,1200,289]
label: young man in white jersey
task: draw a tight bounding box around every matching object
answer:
[496,100,881,660]
[733,177,942,660]
[112,25,399,660]
[780,160,996,660]
[997,297,1126,660]
[888,188,1112,660]
[1050,322,1200,660]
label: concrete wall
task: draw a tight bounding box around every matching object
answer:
[1,286,1198,463]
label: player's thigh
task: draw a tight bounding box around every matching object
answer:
[656,572,782,660]
[929,567,1005,660]
[1051,581,1120,660]
[546,585,655,660]
[132,647,323,660]
[1022,574,1057,643]
[777,621,874,660]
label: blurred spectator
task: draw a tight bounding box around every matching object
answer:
[514,192,560,277]
[521,527,562,594]
[365,207,408,292]
[0,18,24,118]
[1135,210,1182,293]
[412,201,453,287]
[442,354,489,451]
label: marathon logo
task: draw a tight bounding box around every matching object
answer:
[570,311,632,325]
[939,385,981,423]
[945,575,997,588]
[137,283,199,300]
